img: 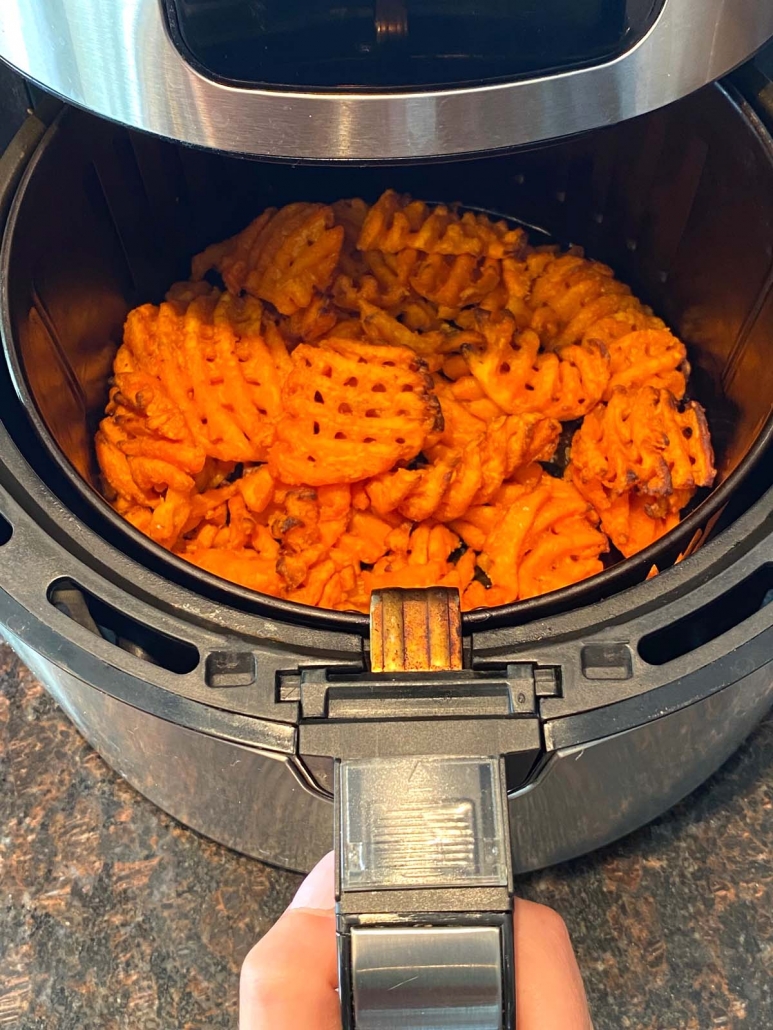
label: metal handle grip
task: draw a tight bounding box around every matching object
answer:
[335,589,516,1029]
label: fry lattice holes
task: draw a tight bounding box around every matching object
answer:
[268,339,442,486]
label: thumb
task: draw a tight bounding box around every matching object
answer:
[240,852,340,1030]
[240,852,593,1030]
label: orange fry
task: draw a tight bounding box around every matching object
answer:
[604,329,688,399]
[570,385,716,499]
[268,338,441,485]
[193,203,344,315]
[359,190,526,259]
[569,473,681,558]
[462,313,610,420]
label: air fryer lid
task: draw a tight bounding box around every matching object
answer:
[3,82,773,632]
[0,0,772,159]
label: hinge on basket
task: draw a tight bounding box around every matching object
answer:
[278,588,560,723]
[370,587,463,672]
[283,589,548,771]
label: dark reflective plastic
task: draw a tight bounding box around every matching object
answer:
[165,0,662,90]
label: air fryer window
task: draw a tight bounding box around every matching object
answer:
[164,0,664,91]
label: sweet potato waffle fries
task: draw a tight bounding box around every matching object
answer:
[95,191,716,612]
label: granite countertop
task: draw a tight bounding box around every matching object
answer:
[1,643,771,1030]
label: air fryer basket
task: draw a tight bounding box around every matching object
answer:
[3,81,773,630]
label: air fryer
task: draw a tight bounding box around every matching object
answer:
[1,3,773,1027]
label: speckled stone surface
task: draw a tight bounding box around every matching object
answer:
[1,643,771,1030]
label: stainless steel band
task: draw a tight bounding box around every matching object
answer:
[1,0,772,160]
[349,926,507,1030]
[336,755,515,1030]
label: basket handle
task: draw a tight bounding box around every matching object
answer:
[335,588,516,1030]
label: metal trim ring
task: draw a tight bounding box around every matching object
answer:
[0,0,772,160]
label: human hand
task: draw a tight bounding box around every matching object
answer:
[240,852,593,1029]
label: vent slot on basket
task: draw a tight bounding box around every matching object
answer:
[0,512,12,546]
[638,565,773,666]
[49,578,199,674]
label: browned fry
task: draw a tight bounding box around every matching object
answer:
[570,385,716,499]
[462,312,610,420]
[410,253,501,313]
[192,203,344,315]
[359,190,527,259]
[358,299,482,371]
[285,293,338,342]
[332,197,370,274]
[529,252,630,342]
[569,472,682,558]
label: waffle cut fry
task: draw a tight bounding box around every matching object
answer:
[359,189,528,259]
[568,474,682,558]
[192,203,344,315]
[461,312,611,420]
[570,385,715,499]
[268,337,442,485]
[96,291,290,546]
[455,466,609,609]
[567,384,715,556]
[96,189,716,615]
[603,328,688,400]
[527,251,638,349]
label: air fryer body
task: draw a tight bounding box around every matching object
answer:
[0,81,772,872]
[8,629,773,875]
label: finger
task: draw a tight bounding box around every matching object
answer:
[241,856,592,1030]
[240,852,340,1030]
[514,897,593,1030]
